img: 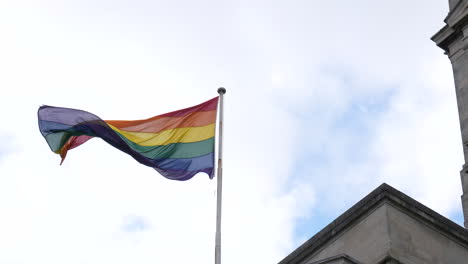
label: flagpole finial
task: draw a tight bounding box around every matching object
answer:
[217,87,226,95]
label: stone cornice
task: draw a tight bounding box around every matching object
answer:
[432,1,468,51]
[446,1,468,27]
[432,25,456,52]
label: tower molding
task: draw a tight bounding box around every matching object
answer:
[432,0,468,228]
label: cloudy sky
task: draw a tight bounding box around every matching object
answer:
[0,0,463,263]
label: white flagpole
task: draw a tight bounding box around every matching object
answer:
[215,87,226,264]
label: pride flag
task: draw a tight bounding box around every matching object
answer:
[38,97,218,181]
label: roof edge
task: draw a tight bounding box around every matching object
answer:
[308,254,363,264]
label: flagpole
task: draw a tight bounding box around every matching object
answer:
[215,87,226,264]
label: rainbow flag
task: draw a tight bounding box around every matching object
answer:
[38,97,218,181]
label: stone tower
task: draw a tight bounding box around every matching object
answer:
[432,0,468,228]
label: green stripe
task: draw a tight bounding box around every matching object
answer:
[45,132,71,152]
[45,128,93,152]
[113,129,214,159]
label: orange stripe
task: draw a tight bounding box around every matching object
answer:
[105,110,216,133]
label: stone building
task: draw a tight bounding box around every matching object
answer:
[278,1,468,263]
[278,184,468,264]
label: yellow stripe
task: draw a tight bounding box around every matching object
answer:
[107,123,215,146]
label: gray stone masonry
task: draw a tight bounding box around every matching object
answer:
[450,0,460,11]
[432,0,468,228]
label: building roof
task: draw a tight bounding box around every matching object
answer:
[279,183,468,264]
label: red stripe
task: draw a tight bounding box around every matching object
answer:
[106,110,216,133]
[159,97,218,117]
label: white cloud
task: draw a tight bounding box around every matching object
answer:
[0,0,462,263]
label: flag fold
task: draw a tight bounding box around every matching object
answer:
[38,97,218,181]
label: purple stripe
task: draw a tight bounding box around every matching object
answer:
[156,167,214,181]
[39,106,101,126]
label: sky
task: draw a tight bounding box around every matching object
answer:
[0,0,463,263]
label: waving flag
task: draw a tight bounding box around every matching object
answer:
[38,97,218,181]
